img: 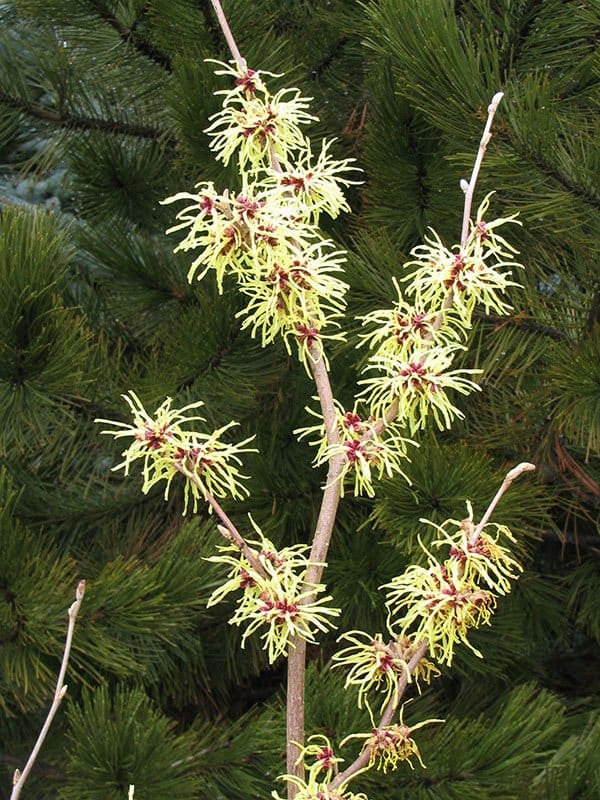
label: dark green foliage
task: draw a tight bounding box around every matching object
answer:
[0,470,78,716]
[1,1,599,798]
[60,685,200,799]
[0,208,90,449]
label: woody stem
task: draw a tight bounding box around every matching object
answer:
[209,0,245,67]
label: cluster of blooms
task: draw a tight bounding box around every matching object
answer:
[341,706,443,773]
[95,392,255,513]
[296,402,414,497]
[426,501,523,594]
[332,631,439,711]
[272,776,368,800]
[358,346,481,435]
[206,519,340,663]
[162,60,358,373]
[356,194,523,438]
[404,194,522,321]
[294,196,522,493]
[383,504,523,666]
[272,735,363,800]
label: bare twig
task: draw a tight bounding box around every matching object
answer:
[460,92,504,247]
[470,462,536,543]
[10,581,86,800]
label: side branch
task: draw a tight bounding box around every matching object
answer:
[330,640,429,790]
[367,91,506,442]
[460,92,504,247]
[176,466,268,579]
[10,581,86,800]
[0,92,172,142]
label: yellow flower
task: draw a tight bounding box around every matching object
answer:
[358,345,481,434]
[384,556,496,666]
[263,138,359,222]
[205,87,317,170]
[341,709,443,773]
[296,402,414,496]
[426,502,523,595]
[403,196,522,322]
[358,278,466,359]
[272,774,368,800]
[207,520,339,663]
[235,240,349,350]
[95,391,255,513]
[332,631,440,710]
[295,735,344,783]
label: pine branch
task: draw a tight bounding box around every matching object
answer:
[477,312,571,342]
[496,0,540,79]
[312,36,349,79]
[0,92,174,142]
[91,3,172,71]
[501,131,600,211]
[197,0,227,56]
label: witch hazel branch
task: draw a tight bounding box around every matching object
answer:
[96,2,535,799]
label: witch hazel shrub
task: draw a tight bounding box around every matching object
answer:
[97,3,534,798]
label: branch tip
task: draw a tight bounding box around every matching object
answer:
[489,91,504,112]
[506,462,535,481]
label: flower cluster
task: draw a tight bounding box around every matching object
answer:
[404,194,522,320]
[385,558,495,665]
[272,775,368,800]
[341,708,442,773]
[358,279,463,358]
[383,504,523,666]
[162,60,359,373]
[95,391,255,513]
[426,501,523,595]
[358,346,481,435]
[206,520,339,663]
[262,138,356,222]
[296,402,413,497]
[357,194,523,434]
[295,735,344,783]
[332,631,439,711]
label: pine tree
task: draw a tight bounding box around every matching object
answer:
[1,1,599,798]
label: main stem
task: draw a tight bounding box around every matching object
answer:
[287,346,345,790]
